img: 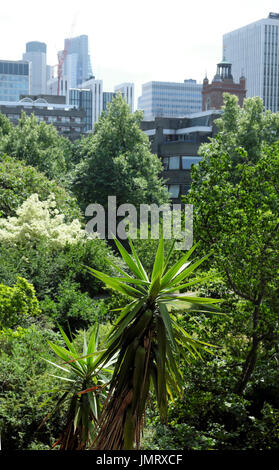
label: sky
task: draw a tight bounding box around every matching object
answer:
[1,0,279,105]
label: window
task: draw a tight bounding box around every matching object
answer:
[168,184,180,198]
[163,156,180,170]
[169,156,180,170]
[181,156,202,169]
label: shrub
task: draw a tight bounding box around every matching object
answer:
[0,326,65,450]
[0,277,40,328]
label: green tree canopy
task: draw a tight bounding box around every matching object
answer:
[0,112,73,180]
[0,113,13,139]
[72,94,169,211]
[187,95,279,394]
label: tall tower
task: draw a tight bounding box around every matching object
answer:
[223,12,279,112]
[23,41,47,95]
[63,35,93,89]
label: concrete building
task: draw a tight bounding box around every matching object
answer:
[22,41,47,95]
[0,94,86,140]
[202,58,246,110]
[114,83,134,112]
[138,79,202,121]
[223,12,279,112]
[0,60,30,102]
[141,110,221,202]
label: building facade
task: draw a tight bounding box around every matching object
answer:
[61,34,93,95]
[223,12,279,112]
[202,58,246,110]
[0,94,86,140]
[0,60,30,102]
[114,83,134,112]
[22,41,47,95]
[78,77,103,128]
[138,79,202,121]
[103,91,117,113]
[141,110,221,202]
[69,88,92,132]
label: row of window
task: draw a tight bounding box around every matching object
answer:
[4,113,82,124]
[0,95,21,101]
[163,156,202,170]
[0,63,29,76]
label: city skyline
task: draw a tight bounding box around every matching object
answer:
[1,0,279,105]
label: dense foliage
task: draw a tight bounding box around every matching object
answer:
[0,155,81,220]
[0,112,73,180]
[72,93,169,211]
[0,277,40,329]
[0,94,278,450]
[187,94,279,395]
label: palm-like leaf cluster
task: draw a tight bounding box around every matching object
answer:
[88,237,222,450]
[41,325,113,450]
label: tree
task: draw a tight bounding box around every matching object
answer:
[72,94,169,211]
[0,155,81,221]
[187,95,279,395]
[0,113,13,139]
[0,112,73,180]
[87,237,222,450]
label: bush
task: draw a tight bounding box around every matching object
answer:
[40,281,108,331]
[0,277,40,328]
[0,238,121,302]
[0,326,65,450]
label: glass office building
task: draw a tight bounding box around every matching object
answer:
[0,60,30,102]
[63,35,93,88]
[138,79,202,121]
[223,12,279,112]
[103,91,117,112]
[69,88,92,132]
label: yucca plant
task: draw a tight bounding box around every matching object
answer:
[87,237,223,450]
[40,324,114,450]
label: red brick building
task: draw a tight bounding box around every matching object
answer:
[202,59,246,111]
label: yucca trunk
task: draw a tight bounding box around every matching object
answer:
[93,304,156,450]
[53,398,86,450]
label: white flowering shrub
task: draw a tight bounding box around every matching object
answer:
[0,194,87,247]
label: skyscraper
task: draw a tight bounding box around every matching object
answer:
[223,12,279,112]
[138,80,202,121]
[62,35,93,92]
[22,41,47,95]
